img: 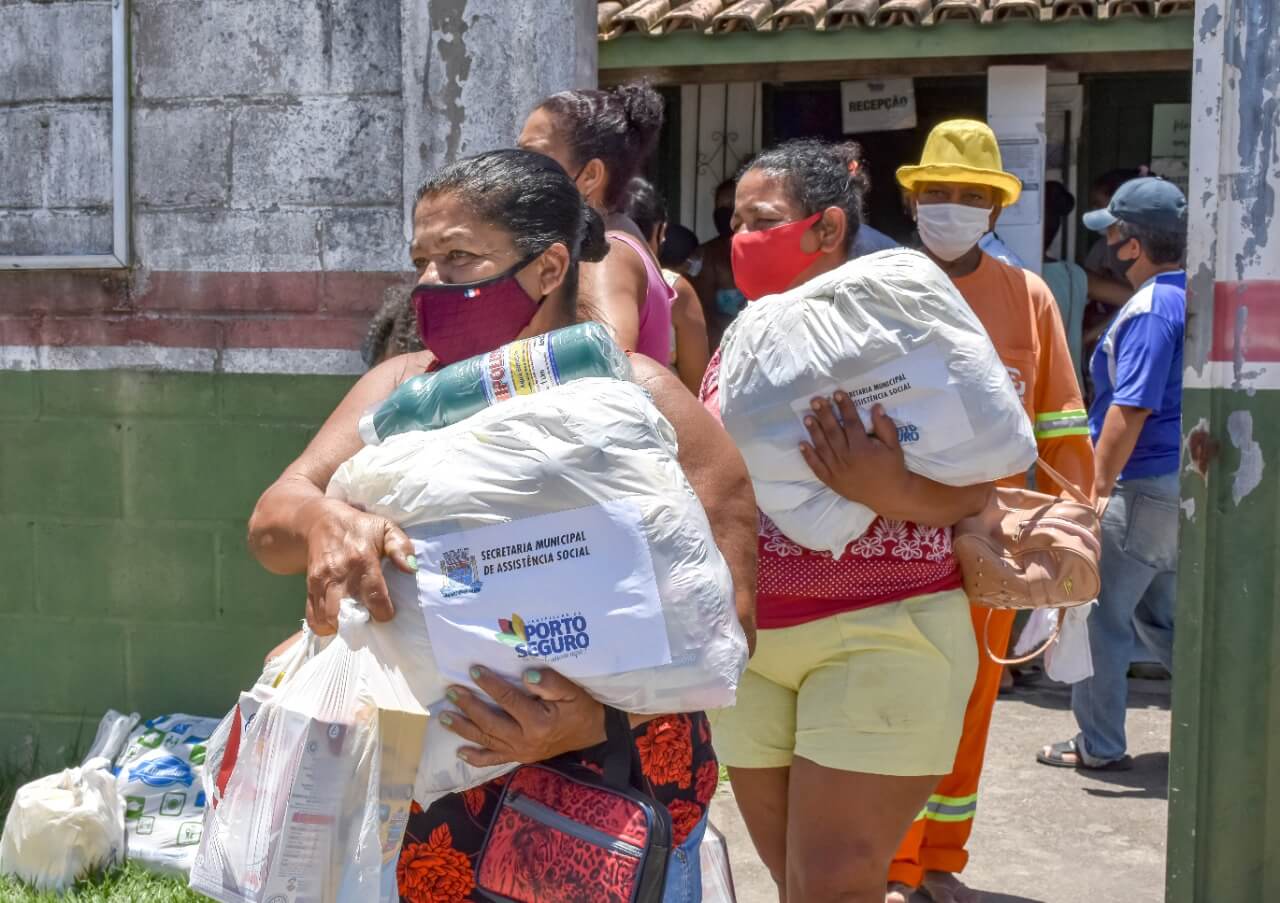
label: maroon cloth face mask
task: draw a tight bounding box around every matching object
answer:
[412,254,542,366]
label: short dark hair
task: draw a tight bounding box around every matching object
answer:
[1117,219,1186,265]
[622,176,666,242]
[537,83,664,211]
[742,139,867,251]
[413,148,609,324]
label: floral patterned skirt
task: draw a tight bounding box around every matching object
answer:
[397,712,718,903]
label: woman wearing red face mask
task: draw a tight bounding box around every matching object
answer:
[699,140,989,903]
[519,83,677,365]
[248,149,758,903]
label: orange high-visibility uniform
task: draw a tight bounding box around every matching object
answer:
[890,253,1094,887]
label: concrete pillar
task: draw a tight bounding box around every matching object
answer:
[1168,0,1280,897]
[400,0,598,239]
[987,65,1047,274]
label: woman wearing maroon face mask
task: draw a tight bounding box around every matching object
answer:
[699,140,989,903]
[248,149,757,903]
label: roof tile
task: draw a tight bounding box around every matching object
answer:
[773,0,832,30]
[711,0,778,30]
[876,0,934,26]
[663,0,729,32]
[615,0,673,34]
[826,0,881,28]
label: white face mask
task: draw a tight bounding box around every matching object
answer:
[916,203,993,262]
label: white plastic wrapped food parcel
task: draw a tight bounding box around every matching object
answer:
[189,604,429,903]
[326,377,747,805]
[718,248,1037,556]
[0,757,125,892]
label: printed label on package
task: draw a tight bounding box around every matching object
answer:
[788,343,975,455]
[410,500,671,684]
[480,333,562,405]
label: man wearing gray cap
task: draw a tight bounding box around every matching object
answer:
[1038,177,1188,771]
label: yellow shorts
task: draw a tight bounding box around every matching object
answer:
[708,589,977,777]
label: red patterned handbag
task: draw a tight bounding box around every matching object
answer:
[473,707,672,903]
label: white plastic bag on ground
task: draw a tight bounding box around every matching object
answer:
[83,710,140,765]
[0,757,124,892]
[1013,603,1095,683]
[114,713,222,876]
[190,603,428,903]
[719,248,1037,555]
[327,377,747,803]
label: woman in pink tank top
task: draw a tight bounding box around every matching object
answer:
[518,83,675,363]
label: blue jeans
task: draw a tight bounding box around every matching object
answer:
[1070,472,1179,761]
[662,812,708,903]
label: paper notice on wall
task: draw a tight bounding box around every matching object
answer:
[840,78,917,133]
[410,501,671,684]
[788,343,975,456]
[996,137,1044,227]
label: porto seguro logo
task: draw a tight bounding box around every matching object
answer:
[896,423,920,444]
[497,613,590,659]
[440,548,483,598]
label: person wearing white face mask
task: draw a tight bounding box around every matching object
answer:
[887,120,1096,903]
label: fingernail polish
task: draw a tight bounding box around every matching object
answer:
[810,399,822,411]
[406,555,418,571]
[445,688,459,703]
[439,712,453,726]
[470,666,484,681]
[524,669,542,684]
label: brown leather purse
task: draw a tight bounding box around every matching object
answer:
[953,458,1102,663]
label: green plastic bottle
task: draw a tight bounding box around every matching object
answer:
[358,322,633,444]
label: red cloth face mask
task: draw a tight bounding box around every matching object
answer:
[413,254,542,366]
[731,212,824,302]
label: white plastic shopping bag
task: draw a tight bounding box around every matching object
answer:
[0,756,125,892]
[718,249,1037,555]
[327,377,748,803]
[190,603,429,903]
[699,820,737,903]
[115,713,222,876]
[1013,603,1095,684]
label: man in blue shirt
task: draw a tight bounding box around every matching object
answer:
[1038,177,1187,770]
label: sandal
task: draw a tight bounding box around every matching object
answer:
[886,882,914,903]
[1037,738,1132,771]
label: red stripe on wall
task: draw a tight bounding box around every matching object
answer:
[1211,281,1280,362]
[0,269,412,350]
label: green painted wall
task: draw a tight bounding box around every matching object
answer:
[1168,386,1280,899]
[0,369,356,768]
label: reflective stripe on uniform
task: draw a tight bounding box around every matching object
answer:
[913,792,978,823]
[1034,408,1090,439]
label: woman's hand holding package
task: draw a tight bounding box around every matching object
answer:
[800,394,911,509]
[800,393,992,527]
[441,666,607,768]
[301,498,417,636]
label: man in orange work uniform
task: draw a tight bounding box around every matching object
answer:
[887,121,1096,903]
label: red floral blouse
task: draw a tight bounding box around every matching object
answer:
[397,712,717,903]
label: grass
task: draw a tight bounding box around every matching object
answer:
[1,742,210,903]
[0,862,207,903]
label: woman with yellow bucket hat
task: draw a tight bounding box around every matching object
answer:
[890,120,1095,903]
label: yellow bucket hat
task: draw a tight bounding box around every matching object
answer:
[896,119,1022,207]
